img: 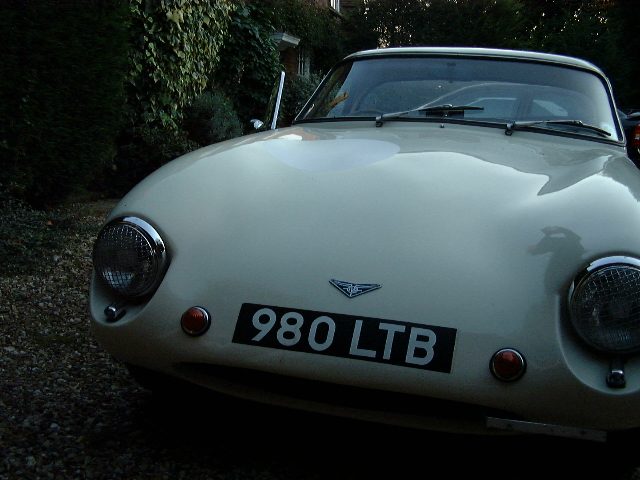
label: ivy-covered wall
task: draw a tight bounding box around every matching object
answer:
[0,0,345,207]
[127,0,236,131]
[212,3,282,125]
[100,0,239,197]
[264,0,346,75]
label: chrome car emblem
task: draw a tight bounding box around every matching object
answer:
[330,279,381,298]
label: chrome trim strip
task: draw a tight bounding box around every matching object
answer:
[120,216,167,257]
[270,71,285,130]
[121,216,168,298]
[569,256,640,297]
[486,417,607,442]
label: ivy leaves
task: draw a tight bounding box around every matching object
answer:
[128,0,236,132]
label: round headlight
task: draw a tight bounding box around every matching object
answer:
[92,217,168,299]
[569,256,640,354]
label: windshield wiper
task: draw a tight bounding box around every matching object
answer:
[376,104,484,127]
[505,119,611,138]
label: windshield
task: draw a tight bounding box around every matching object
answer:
[296,56,622,141]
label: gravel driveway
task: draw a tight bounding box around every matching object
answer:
[2,198,640,480]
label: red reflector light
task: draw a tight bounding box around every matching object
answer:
[490,348,526,382]
[632,126,640,149]
[181,306,211,336]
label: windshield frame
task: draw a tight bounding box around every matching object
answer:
[293,53,625,146]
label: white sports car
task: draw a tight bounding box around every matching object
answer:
[90,47,640,443]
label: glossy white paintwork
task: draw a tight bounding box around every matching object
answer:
[90,49,640,438]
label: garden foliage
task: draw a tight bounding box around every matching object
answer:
[127,0,235,132]
[0,1,130,208]
[263,0,346,76]
[108,0,237,195]
[350,0,639,107]
[183,91,243,147]
[280,74,323,127]
[2,0,639,210]
[213,3,283,127]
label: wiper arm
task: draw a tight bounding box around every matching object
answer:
[505,119,611,138]
[376,104,484,127]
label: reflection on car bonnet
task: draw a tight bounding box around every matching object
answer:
[263,137,400,172]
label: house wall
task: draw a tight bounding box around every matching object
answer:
[278,0,362,78]
[308,0,360,16]
[282,49,298,78]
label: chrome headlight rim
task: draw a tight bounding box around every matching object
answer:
[92,216,168,300]
[568,255,640,355]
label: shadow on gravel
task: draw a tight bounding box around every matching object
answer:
[129,384,639,480]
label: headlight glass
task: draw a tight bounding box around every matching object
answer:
[92,217,168,299]
[569,257,640,354]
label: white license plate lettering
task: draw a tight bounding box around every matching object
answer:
[378,322,406,360]
[308,316,336,352]
[405,327,436,365]
[251,307,277,341]
[349,319,376,358]
[234,303,456,373]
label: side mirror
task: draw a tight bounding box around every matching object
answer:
[250,119,264,130]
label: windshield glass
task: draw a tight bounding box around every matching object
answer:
[296,56,621,141]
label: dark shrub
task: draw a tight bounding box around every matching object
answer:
[183,91,243,147]
[93,124,199,199]
[213,3,282,127]
[280,73,323,127]
[0,1,130,209]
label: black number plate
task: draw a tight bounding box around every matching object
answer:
[233,303,457,373]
